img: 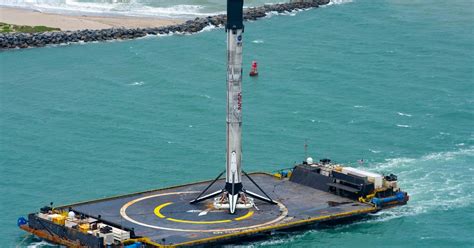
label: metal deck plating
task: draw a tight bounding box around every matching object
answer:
[60,173,376,247]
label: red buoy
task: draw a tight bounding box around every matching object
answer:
[249,61,258,77]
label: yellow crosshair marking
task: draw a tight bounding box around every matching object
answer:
[120,191,288,232]
[154,202,254,224]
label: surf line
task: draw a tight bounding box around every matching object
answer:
[1,0,332,50]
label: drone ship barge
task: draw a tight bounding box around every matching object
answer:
[18,0,408,247]
[19,164,408,247]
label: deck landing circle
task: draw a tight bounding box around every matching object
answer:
[120,191,288,233]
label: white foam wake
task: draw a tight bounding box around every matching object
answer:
[371,147,474,171]
[364,147,474,222]
[27,240,60,248]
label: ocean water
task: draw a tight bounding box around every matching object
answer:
[0,0,285,18]
[1,0,474,247]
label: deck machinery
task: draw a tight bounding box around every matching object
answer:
[18,0,409,247]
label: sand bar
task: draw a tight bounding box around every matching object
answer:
[0,7,183,31]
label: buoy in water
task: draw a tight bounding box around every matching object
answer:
[249,61,258,76]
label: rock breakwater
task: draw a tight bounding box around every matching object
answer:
[0,0,330,50]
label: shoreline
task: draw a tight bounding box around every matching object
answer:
[0,0,330,50]
[0,7,183,31]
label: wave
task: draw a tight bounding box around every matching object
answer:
[365,147,474,220]
[127,81,144,86]
[252,39,264,44]
[197,24,221,33]
[26,240,60,247]
[199,94,211,99]
[396,124,411,128]
[327,0,354,6]
[372,147,474,170]
[0,1,220,18]
[397,112,412,117]
[0,0,353,20]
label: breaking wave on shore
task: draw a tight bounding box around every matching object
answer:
[327,0,353,6]
[0,0,287,19]
[0,1,216,18]
[1,0,354,19]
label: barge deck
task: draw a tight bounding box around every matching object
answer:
[21,173,381,247]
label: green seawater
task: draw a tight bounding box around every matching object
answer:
[1,0,473,247]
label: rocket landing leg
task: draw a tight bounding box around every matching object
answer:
[190,172,276,214]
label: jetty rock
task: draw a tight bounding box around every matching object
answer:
[0,0,330,50]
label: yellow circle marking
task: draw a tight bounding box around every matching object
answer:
[154,202,254,224]
[154,202,172,218]
[120,191,288,233]
[167,218,232,224]
[234,210,254,221]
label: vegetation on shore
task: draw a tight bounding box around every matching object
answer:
[1,0,329,49]
[0,22,60,33]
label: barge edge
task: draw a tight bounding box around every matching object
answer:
[18,172,407,247]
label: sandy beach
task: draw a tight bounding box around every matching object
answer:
[0,1,327,49]
[0,7,183,31]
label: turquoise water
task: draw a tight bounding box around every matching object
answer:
[1,0,473,247]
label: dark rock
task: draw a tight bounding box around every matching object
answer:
[0,0,330,50]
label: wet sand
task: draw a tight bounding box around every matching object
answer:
[0,7,183,31]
